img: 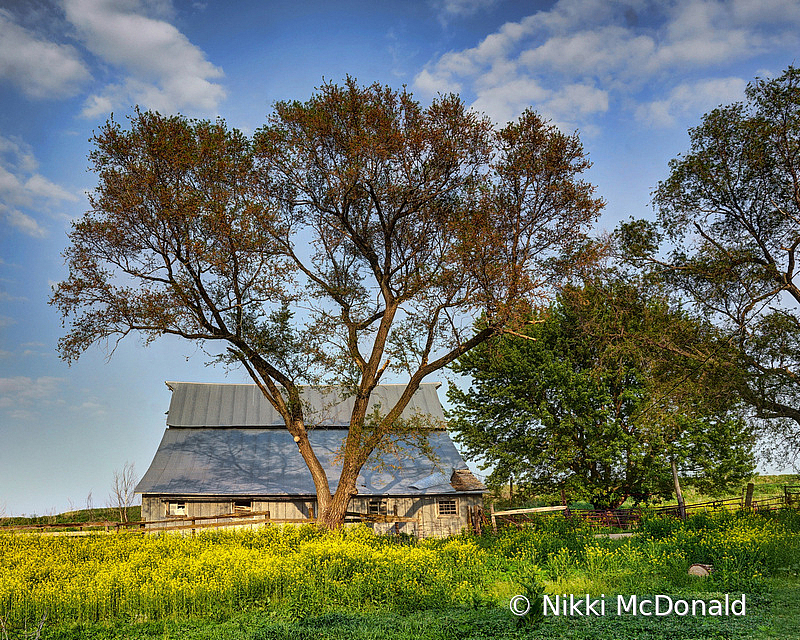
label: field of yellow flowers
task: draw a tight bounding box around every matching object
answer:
[1,510,798,635]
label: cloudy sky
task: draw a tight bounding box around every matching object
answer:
[1,0,798,516]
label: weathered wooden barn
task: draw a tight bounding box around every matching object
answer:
[135,381,485,537]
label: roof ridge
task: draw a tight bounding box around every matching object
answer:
[166,381,442,389]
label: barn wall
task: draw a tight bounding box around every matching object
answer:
[350,494,483,537]
[141,496,315,525]
[141,493,483,537]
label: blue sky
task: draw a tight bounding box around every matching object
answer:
[1,0,798,516]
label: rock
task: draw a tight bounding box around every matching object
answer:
[688,563,714,577]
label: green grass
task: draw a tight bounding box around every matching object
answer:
[37,581,800,640]
[2,508,798,639]
[654,474,800,508]
[0,506,141,528]
[499,474,800,511]
[762,576,800,640]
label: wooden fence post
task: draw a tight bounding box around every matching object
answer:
[744,483,754,510]
[671,459,687,521]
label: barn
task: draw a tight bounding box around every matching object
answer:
[135,381,486,537]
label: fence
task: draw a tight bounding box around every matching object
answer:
[488,485,800,532]
[0,508,427,536]
[0,510,322,536]
[489,504,644,532]
[4,487,798,537]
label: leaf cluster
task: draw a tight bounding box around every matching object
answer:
[619,66,800,466]
[448,280,755,508]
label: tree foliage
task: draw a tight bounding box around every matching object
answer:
[447,280,755,509]
[620,66,800,467]
[51,79,603,527]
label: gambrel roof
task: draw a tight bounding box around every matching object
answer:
[136,382,485,498]
[164,381,446,428]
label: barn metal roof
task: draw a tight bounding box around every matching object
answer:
[136,382,485,497]
[165,381,446,428]
[136,428,483,496]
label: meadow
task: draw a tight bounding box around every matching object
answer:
[1,510,798,639]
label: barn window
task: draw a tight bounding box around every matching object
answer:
[437,499,457,516]
[168,501,187,516]
[368,498,387,515]
[233,500,252,513]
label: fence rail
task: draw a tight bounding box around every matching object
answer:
[488,485,799,532]
[0,510,311,534]
[0,508,427,535]
[3,486,798,536]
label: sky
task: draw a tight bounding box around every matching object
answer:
[1,0,798,517]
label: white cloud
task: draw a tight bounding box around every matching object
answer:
[0,134,79,238]
[519,27,656,80]
[470,78,550,125]
[70,398,106,416]
[62,0,225,117]
[545,83,610,117]
[437,0,499,17]
[731,0,800,23]
[635,76,748,127]
[0,9,91,99]
[24,174,79,202]
[0,376,64,409]
[415,0,800,128]
[3,209,48,238]
[0,136,37,173]
[8,408,34,420]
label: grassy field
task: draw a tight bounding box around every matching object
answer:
[495,474,800,512]
[656,474,800,507]
[36,589,799,640]
[1,508,798,639]
[0,506,142,528]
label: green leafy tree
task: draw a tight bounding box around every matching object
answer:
[51,79,603,528]
[447,281,755,509]
[621,66,800,467]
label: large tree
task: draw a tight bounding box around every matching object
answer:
[621,66,800,467]
[447,280,755,509]
[51,79,603,528]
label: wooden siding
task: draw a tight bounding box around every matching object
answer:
[141,493,483,537]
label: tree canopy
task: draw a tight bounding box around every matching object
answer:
[619,66,800,468]
[51,79,603,527]
[447,280,755,509]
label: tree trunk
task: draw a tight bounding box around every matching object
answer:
[318,467,359,529]
[294,429,334,521]
[671,458,686,520]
